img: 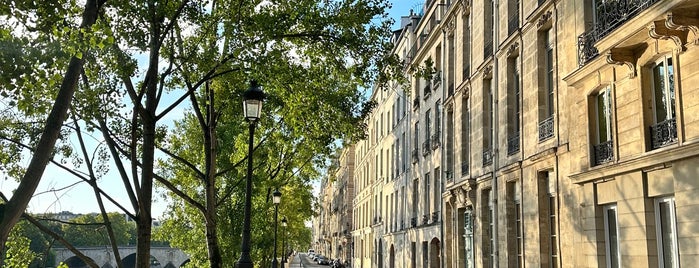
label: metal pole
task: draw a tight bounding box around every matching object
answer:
[236,122,256,268]
[281,226,286,268]
[272,204,279,268]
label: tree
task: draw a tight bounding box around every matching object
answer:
[1,0,396,267]
[61,213,135,247]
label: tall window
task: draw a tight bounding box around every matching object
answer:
[483,79,494,166]
[426,110,432,141]
[461,99,470,175]
[508,0,520,34]
[604,204,620,268]
[463,14,471,79]
[484,0,494,58]
[415,121,420,154]
[433,167,440,213]
[508,181,523,267]
[508,56,521,155]
[545,171,558,268]
[539,29,555,141]
[447,108,454,180]
[483,189,494,268]
[424,172,431,217]
[650,56,677,149]
[656,196,679,268]
[448,34,455,96]
[412,179,419,220]
[593,87,613,165]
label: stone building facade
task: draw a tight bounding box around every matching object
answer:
[318,0,699,267]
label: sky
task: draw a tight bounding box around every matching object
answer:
[0,0,423,220]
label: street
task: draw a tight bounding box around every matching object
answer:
[287,253,332,268]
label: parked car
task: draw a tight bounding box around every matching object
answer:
[331,259,345,268]
[316,255,329,265]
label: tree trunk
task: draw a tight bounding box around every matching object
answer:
[204,85,223,268]
[0,0,105,264]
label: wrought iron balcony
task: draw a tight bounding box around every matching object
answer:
[507,132,520,155]
[411,217,417,228]
[401,220,405,230]
[445,170,454,183]
[483,147,493,166]
[422,214,429,225]
[538,116,554,142]
[422,140,431,156]
[431,212,439,223]
[461,161,469,176]
[411,148,419,163]
[423,84,432,99]
[484,40,493,59]
[593,140,614,166]
[432,72,441,88]
[577,0,660,66]
[431,132,441,150]
[650,118,677,149]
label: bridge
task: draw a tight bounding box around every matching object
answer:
[53,246,190,268]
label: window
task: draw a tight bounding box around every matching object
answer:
[546,171,558,268]
[484,0,494,58]
[604,204,620,268]
[483,189,494,268]
[508,56,521,155]
[426,109,432,141]
[508,0,520,35]
[433,167,440,213]
[539,29,555,141]
[508,181,523,267]
[463,14,471,79]
[424,172,431,216]
[593,87,613,165]
[655,196,679,268]
[650,56,677,149]
[483,80,494,166]
[461,99,470,175]
[412,179,419,220]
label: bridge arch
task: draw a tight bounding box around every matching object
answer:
[63,256,95,268]
[121,253,162,268]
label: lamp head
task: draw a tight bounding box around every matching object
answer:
[242,80,265,121]
[273,188,282,204]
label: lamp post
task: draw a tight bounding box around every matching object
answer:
[236,80,265,268]
[272,189,282,268]
[281,217,288,268]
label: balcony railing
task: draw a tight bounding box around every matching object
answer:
[539,116,554,142]
[593,140,614,165]
[461,161,469,176]
[446,170,453,183]
[484,40,493,59]
[411,217,417,228]
[422,140,431,156]
[401,220,405,230]
[431,132,441,150]
[413,97,420,109]
[431,212,439,223]
[423,84,432,99]
[650,118,677,149]
[483,147,493,166]
[411,148,419,163]
[577,0,660,66]
[422,214,429,225]
[432,72,441,88]
[507,132,520,155]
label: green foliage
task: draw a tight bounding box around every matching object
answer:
[61,213,135,247]
[4,223,36,267]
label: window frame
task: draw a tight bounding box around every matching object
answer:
[650,55,676,124]
[655,196,679,268]
[603,204,621,268]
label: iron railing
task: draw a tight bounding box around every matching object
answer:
[411,217,417,228]
[461,161,469,176]
[413,97,420,109]
[539,116,555,141]
[431,132,441,150]
[422,140,431,156]
[432,72,441,88]
[423,84,432,99]
[483,147,493,166]
[507,132,520,155]
[422,214,429,225]
[431,212,439,223]
[650,118,677,149]
[577,0,660,66]
[401,220,405,230]
[593,140,614,165]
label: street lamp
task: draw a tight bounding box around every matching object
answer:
[272,189,282,268]
[281,217,288,268]
[236,80,265,268]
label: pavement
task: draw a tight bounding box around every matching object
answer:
[286,253,303,267]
